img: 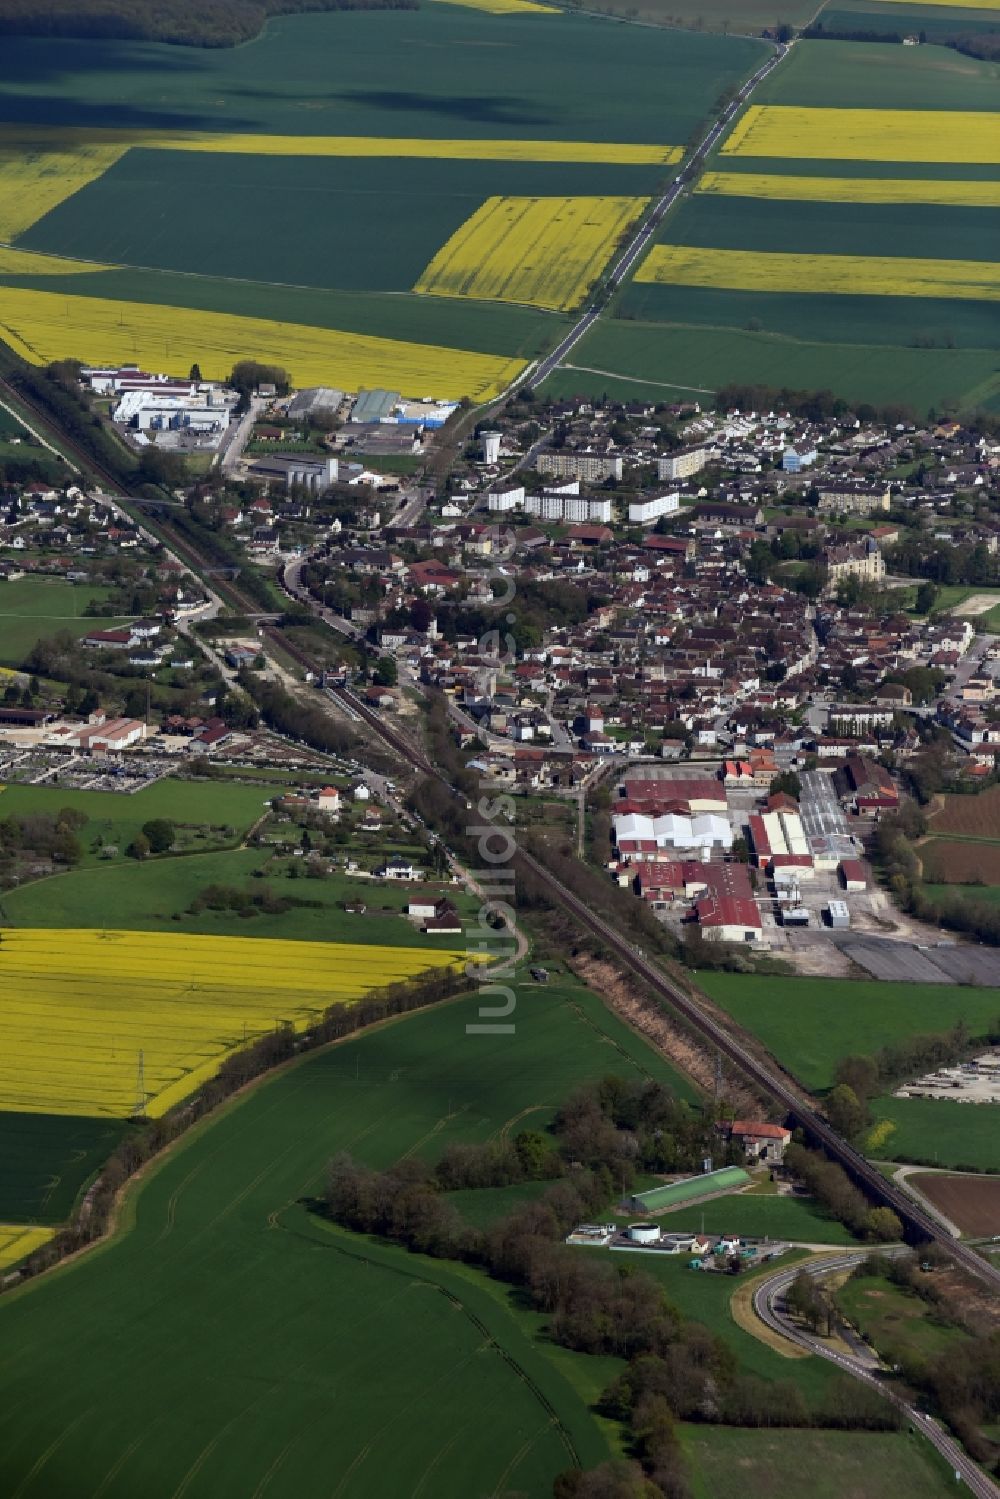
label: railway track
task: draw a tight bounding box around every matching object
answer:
[15,367,996,1289]
[314,691,1000,1291]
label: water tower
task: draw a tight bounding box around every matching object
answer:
[480,430,502,464]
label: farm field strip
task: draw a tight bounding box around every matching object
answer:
[0,246,109,276]
[695,171,1000,208]
[634,245,1000,301]
[0,928,467,1119]
[0,143,128,242]
[722,106,1000,164]
[0,286,525,399]
[0,1224,54,1272]
[0,124,679,168]
[920,838,1000,884]
[414,195,649,310]
[429,0,559,12]
[907,1173,1000,1236]
[929,785,1000,837]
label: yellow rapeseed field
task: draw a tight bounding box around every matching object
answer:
[0,928,469,1120]
[0,287,525,400]
[0,246,109,276]
[635,244,1000,301]
[414,195,649,311]
[721,106,1000,165]
[0,1225,55,1273]
[0,123,679,170]
[430,0,559,14]
[0,141,127,241]
[696,170,1000,208]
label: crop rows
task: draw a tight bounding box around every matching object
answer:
[721,106,1000,164]
[0,928,467,1119]
[415,195,648,311]
[635,245,1000,301]
[0,287,525,400]
[696,172,1000,208]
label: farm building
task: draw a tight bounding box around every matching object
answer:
[628,1165,750,1216]
[726,1120,791,1164]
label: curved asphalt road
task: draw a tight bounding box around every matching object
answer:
[529,41,788,389]
[754,1254,1000,1499]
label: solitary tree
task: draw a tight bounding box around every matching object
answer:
[142,818,176,855]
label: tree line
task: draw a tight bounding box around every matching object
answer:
[237,671,358,757]
[872,808,1000,964]
[846,1253,1000,1470]
[325,1078,902,1498]
[782,1143,902,1242]
[0,0,416,49]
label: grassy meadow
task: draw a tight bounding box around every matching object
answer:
[682,1425,959,1499]
[0,977,707,1498]
[0,776,278,862]
[698,973,1000,1092]
[0,577,131,665]
[3,845,481,949]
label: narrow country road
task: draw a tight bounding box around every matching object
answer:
[527,40,787,391]
[753,1253,1000,1499]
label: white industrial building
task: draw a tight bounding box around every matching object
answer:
[113,386,234,436]
[613,810,733,856]
[248,455,339,492]
[628,491,680,525]
[747,811,810,866]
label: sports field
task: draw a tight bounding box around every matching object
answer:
[589,39,1000,414]
[0,11,764,398]
[0,927,467,1119]
[0,576,132,665]
[0,978,700,1499]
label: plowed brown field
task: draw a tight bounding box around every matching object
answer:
[910,1172,1000,1236]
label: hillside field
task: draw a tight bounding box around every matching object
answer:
[0,10,765,397]
[0,978,705,1498]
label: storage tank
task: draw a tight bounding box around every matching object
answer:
[480,430,502,464]
[627,1222,661,1245]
